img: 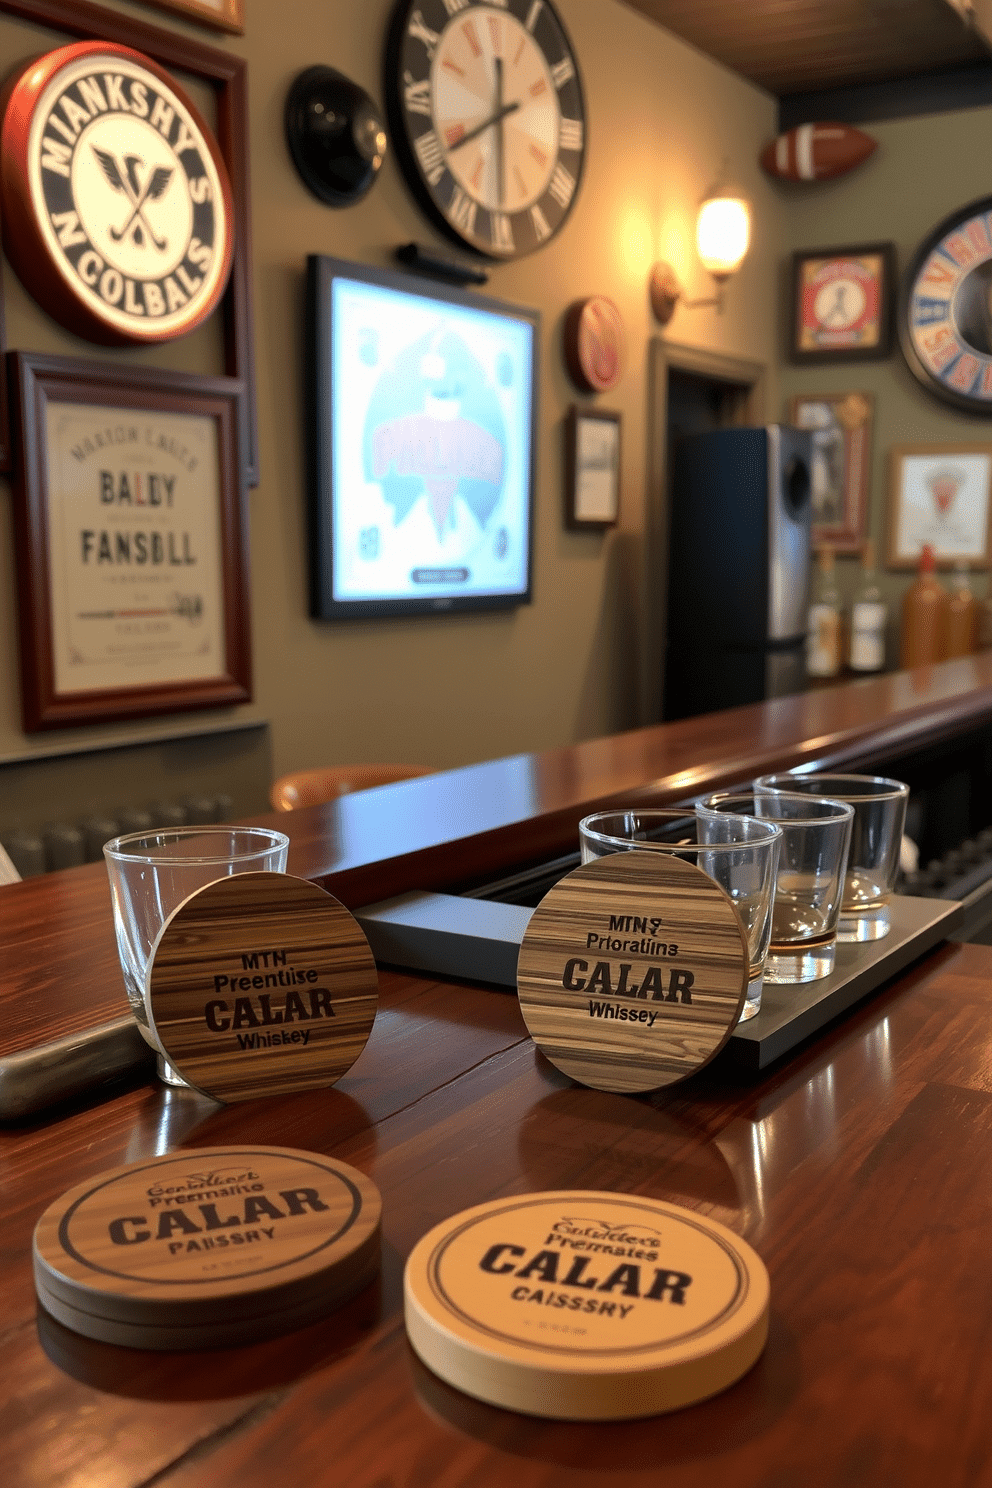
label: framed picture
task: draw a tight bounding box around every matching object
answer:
[9,352,251,731]
[136,0,244,32]
[565,407,621,529]
[0,0,256,483]
[789,391,874,552]
[887,444,992,570]
[790,242,895,363]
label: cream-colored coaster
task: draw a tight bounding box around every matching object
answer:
[405,1190,769,1419]
[146,872,378,1103]
[517,852,749,1093]
[34,1145,381,1350]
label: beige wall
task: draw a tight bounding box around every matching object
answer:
[0,0,780,784]
[779,106,992,661]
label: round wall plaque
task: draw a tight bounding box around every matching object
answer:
[0,41,234,345]
[563,296,624,392]
[146,872,379,1104]
[34,1145,381,1350]
[516,852,748,1093]
[404,1190,769,1419]
[901,195,992,413]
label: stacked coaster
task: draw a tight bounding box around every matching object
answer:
[405,1190,769,1419]
[34,1145,381,1350]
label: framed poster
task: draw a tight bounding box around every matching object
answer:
[136,0,243,32]
[788,391,874,552]
[887,444,992,569]
[565,407,621,528]
[9,352,251,731]
[790,242,895,363]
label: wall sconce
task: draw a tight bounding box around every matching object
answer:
[649,178,752,324]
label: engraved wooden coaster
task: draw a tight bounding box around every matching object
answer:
[517,852,748,1093]
[404,1190,769,1419]
[34,1145,381,1351]
[146,873,378,1103]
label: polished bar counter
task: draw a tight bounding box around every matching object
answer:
[4,661,992,1487]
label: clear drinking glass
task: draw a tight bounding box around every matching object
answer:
[104,826,290,1087]
[578,809,781,1021]
[754,773,910,942]
[698,791,853,984]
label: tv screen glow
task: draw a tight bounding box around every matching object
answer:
[306,255,539,619]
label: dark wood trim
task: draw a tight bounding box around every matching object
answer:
[9,350,251,731]
[0,0,257,483]
[779,63,992,130]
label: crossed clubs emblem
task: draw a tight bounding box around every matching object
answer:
[92,147,174,250]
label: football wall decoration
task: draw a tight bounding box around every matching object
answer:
[0,41,234,346]
[760,123,876,183]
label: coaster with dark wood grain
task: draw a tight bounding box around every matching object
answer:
[517,852,748,1093]
[146,872,378,1103]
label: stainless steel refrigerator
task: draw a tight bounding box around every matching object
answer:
[663,426,813,721]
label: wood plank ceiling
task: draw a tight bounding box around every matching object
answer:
[621,0,992,96]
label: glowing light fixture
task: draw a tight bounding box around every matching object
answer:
[650,174,752,324]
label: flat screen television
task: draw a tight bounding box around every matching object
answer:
[306,254,539,620]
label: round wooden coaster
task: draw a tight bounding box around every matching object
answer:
[146,872,378,1103]
[517,852,749,1094]
[33,1146,381,1350]
[404,1190,769,1419]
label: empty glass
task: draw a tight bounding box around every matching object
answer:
[578,809,781,1021]
[699,791,853,984]
[104,826,290,1087]
[754,773,910,941]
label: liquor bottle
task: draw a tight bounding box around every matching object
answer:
[945,561,977,658]
[848,538,887,673]
[900,544,948,667]
[806,547,842,678]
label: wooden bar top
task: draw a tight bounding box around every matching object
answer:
[4,662,992,1486]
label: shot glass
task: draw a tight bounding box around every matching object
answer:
[754,773,910,942]
[578,809,781,1021]
[698,792,853,984]
[104,825,290,1088]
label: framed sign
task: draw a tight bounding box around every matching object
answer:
[789,391,874,552]
[565,407,621,528]
[0,0,256,484]
[790,242,895,363]
[887,443,992,569]
[136,0,244,33]
[9,351,251,731]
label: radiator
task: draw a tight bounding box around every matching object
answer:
[0,794,233,878]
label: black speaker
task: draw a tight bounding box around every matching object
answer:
[664,426,812,720]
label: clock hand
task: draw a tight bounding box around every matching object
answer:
[447,98,520,151]
[494,56,505,209]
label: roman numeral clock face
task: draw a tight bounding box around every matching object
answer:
[385,0,586,259]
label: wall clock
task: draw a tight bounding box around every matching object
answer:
[0,40,234,346]
[901,195,992,414]
[384,0,586,261]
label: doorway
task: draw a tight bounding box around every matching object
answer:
[640,339,766,725]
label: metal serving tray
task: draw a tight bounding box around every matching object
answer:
[356,891,963,1075]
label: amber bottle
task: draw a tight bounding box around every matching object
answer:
[900,544,948,667]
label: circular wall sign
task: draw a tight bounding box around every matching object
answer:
[0,41,234,345]
[563,296,624,392]
[901,196,992,413]
[516,852,748,1094]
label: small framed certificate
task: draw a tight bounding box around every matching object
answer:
[10,352,251,731]
[565,407,621,529]
[887,443,992,569]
